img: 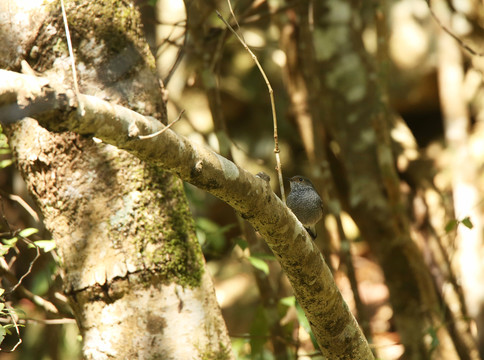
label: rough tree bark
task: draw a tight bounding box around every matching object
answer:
[0,66,375,360]
[1,1,233,359]
[0,0,376,359]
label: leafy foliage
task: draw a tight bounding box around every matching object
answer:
[0,223,57,353]
[445,216,474,233]
[0,125,11,168]
[196,217,235,256]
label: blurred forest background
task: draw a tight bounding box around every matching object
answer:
[2,0,484,359]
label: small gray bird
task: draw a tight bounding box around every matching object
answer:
[286,176,323,239]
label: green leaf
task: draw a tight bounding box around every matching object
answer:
[3,325,12,335]
[295,301,319,350]
[195,228,206,245]
[2,237,18,246]
[0,149,11,155]
[234,237,248,250]
[445,219,458,233]
[247,256,269,275]
[195,217,234,255]
[461,217,474,229]
[0,159,12,168]
[4,323,24,331]
[295,302,311,334]
[231,337,250,359]
[19,227,39,238]
[250,253,275,261]
[0,326,6,343]
[33,240,56,252]
[196,217,220,232]
[0,288,4,296]
[0,245,10,256]
[426,326,440,352]
[219,223,236,233]
[279,296,296,307]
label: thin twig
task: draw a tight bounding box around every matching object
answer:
[216,10,286,202]
[158,20,187,85]
[0,317,76,325]
[0,195,13,236]
[2,306,22,352]
[226,0,242,33]
[138,110,185,140]
[0,190,40,222]
[60,0,84,114]
[0,258,60,314]
[9,237,40,293]
[426,0,483,57]
[239,3,296,26]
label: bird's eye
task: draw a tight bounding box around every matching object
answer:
[298,177,303,182]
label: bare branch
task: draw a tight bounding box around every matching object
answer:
[9,238,40,293]
[216,10,286,202]
[0,257,60,315]
[60,0,83,114]
[426,0,484,57]
[138,110,184,140]
[0,317,76,325]
[2,192,40,222]
[1,305,22,352]
[0,69,373,359]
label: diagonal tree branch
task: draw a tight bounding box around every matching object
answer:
[0,69,373,359]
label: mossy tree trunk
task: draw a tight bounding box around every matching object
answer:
[1,1,233,359]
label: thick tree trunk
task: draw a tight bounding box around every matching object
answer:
[1,1,233,359]
[0,66,375,360]
[1,0,381,358]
